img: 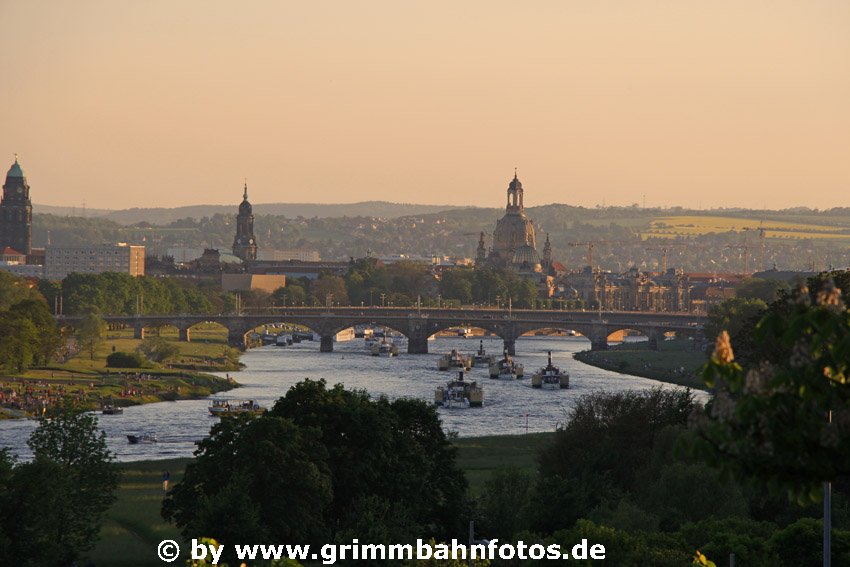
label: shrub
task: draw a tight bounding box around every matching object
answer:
[106,351,150,368]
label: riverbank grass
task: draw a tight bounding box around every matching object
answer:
[0,324,238,418]
[574,338,708,390]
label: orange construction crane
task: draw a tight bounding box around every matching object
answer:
[568,240,638,268]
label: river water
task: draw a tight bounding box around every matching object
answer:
[0,336,705,462]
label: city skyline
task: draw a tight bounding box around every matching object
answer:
[1,1,848,210]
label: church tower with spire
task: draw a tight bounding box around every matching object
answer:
[542,233,552,272]
[475,232,487,266]
[0,155,33,255]
[232,182,257,261]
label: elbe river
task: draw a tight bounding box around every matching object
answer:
[0,336,706,462]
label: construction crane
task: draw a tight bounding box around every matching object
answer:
[644,244,687,273]
[568,240,637,268]
[725,244,750,275]
[743,226,766,272]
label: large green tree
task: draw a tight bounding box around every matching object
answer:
[163,415,332,564]
[75,310,107,360]
[0,312,39,372]
[10,298,61,365]
[164,380,467,560]
[0,408,119,566]
[697,275,850,502]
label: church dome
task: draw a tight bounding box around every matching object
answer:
[512,242,541,270]
[6,157,24,179]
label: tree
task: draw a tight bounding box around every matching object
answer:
[137,336,180,363]
[164,380,469,561]
[439,269,474,304]
[10,298,61,365]
[272,284,306,307]
[309,274,349,306]
[696,278,850,501]
[735,278,789,304]
[76,311,107,360]
[703,297,767,360]
[478,467,534,539]
[535,389,696,531]
[0,407,120,565]
[106,351,150,368]
[268,381,468,540]
[0,270,40,311]
[0,312,38,372]
[163,415,333,565]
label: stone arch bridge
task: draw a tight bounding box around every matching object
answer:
[57,307,706,355]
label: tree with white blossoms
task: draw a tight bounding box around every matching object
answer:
[695,277,850,504]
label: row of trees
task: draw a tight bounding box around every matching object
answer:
[257,260,543,311]
[42,272,217,316]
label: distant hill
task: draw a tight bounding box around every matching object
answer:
[34,201,468,225]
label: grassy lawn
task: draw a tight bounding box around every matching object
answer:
[574,338,708,390]
[0,324,238,418]
[85,458,191,567]
[52,324,240,374]
[454,432,553,494]
[85,432,555,565]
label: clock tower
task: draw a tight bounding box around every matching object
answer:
[0,155,33,255]
[232,182,257,261]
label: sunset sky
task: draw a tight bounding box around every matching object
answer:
[1,1,848,210]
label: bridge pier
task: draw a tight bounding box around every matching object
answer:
[647,330,659,351]
[179,328,191,342]
[407,335,429,354]
[589,323,609,351]
[133,323,145,340]
[406,317,430,354]
[319,335,334,352]
[503,338,516,356]
[228,330,246,349]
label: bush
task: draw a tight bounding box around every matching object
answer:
[106,351,150,368]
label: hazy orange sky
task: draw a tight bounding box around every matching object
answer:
[1,1,848,210]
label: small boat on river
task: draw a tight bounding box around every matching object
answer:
[127,433,157,444]
[102,404,123,415]
[489,351,524,379]
[435,371,484,408]
[370,338,399,357]
[531,351,569,389]
[208,399,265,417]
